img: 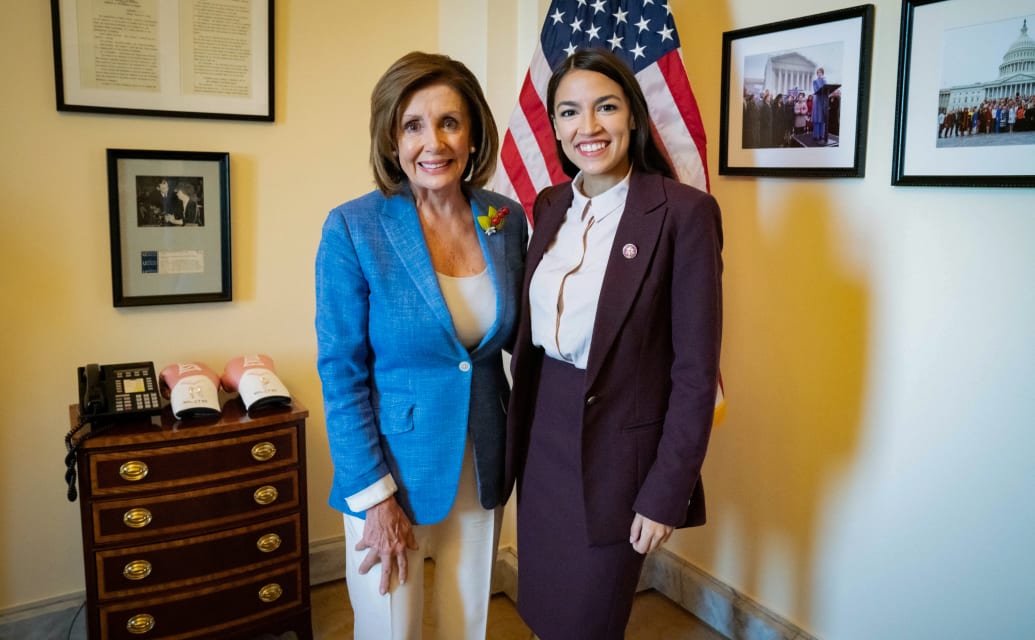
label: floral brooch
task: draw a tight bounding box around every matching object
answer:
[478,205,510,236]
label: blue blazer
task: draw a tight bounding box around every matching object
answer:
[316,186,527,524]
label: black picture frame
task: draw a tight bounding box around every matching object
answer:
[891,0,1035,187]
[51,0,274,121]
[719,5,875,177]
[107,149,232,307]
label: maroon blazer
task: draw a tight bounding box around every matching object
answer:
[505,170,723,546]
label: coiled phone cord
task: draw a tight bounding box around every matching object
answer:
[64,414,90,502]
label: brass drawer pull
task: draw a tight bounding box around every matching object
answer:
[257,533,282,553]
[251,441,278,462]
[253,485,279,505]
[126,613,155,634]
[258,583,283,603]
[119,460,149,482]
[123,560,152,581]
[123,508,153,529]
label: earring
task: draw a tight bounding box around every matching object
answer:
[469,146,476,154]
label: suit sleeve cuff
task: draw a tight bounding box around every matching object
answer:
[344,474,398,512]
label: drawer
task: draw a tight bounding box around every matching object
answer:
[90,471,299,546]
[99,564,303,640]
[95,514,302,600]
[87,427,300,497]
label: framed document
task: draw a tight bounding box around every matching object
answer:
[107,149,232,307]
[51,0,274,121]
[719,5,875,177]
[891,0,1035,187]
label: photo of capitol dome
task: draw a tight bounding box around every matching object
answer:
[936,16,1035,145]
[940,18,1035,110]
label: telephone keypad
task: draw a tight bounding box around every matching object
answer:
[113,366,160,413]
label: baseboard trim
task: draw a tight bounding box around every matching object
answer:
[1,538,815,640]
[642,548,818,640]
[484,545,816,640]
[0,591,86,640]
[316,538,817,640]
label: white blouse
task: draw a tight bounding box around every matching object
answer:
[437,267,497,349]
[529,173,631,369]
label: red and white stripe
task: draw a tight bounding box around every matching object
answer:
[493,46,711,222]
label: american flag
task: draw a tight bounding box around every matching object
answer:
[493,0,710,218]
[494,0,725,425]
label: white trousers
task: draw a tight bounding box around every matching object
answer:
[344,443,502,640]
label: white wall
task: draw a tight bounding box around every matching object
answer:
[2,2,1033,639]
[667,2,1035,639]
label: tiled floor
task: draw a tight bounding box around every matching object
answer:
[310,559,725,639]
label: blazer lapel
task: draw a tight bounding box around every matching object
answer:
[525,186,572,289]
[380,193,457,339]
[469,193,508,353]
[584,171,667,390]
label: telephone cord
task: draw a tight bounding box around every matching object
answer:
[64,415,90,502]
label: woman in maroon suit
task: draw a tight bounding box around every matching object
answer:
[505,48,723,639]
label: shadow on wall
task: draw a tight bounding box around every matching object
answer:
[699,182,869,632]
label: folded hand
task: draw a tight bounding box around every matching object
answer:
[356,496,419,594]
[630,512,673,554]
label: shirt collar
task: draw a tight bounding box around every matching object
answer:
[571,170,632,224]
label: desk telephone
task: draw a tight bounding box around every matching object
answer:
[65,362,162,501]
[78,362,162,419]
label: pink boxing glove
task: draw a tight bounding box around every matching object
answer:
[159,362,222,419]
[221,354,291,411]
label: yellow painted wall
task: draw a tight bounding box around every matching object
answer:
[0,0,440,609]
[2,2,1034,639]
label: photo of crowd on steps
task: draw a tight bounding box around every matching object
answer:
[740,40,844,149]
[935,17,1035,149]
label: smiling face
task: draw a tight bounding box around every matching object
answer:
[395,83,472,200]
[551,69,634,197]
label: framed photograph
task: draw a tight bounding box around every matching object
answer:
[51,0,274,121]
[892,0,1035,187]
[719,5,875,177]
[107,149,232,307]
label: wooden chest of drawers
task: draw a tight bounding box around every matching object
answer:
[70,400,312,640]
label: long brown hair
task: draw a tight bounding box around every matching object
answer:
[545,48,674,180]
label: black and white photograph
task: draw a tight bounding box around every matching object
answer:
[894,0,1035,186]
[720,5,874,177]
[135,176,206,228]
[108,149,231,307]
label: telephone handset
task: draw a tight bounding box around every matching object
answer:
[65,362,162,501]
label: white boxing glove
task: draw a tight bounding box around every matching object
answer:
[159,362,222,419]
[221,354,291,411]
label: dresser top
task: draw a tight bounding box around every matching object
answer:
[68,398,309,449]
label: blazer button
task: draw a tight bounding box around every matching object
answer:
[459,362,472,372]
[585,395,597,406]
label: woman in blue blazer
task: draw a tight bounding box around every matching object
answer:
[505,49,722,639]
[315,52,526,640]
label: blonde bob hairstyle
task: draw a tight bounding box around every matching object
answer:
[369,51,499,196]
